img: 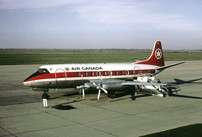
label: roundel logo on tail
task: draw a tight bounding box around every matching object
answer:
[155,48,162,59]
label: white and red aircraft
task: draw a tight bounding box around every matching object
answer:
[23,41,183,100]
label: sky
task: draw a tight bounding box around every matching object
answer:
[0,0,202,49]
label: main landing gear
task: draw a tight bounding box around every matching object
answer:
[133,76,178,98]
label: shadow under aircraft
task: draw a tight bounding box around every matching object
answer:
[49,77,202,103]
[173,77,202,85]
[165,77,202,99]
[106,77,202,101]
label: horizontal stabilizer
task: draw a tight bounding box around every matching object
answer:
[157,62,185,71]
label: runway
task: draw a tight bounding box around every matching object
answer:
[1,61,202,137]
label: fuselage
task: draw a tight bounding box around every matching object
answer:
[23,63,160,89]
[23,40,165,90]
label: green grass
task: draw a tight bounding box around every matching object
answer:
[0,49,201,65]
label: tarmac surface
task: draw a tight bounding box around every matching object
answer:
[0,61,202,137]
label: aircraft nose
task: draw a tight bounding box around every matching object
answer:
[23,80,31,87]
[23,74,34,87]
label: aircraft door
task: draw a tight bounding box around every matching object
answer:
[134,66,142,76]
[55,68,67,83]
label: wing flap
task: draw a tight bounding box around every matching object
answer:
[122,81,168,86]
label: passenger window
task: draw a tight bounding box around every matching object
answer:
[91,72,94,76]
[97,72,101,76]
[104,71,107,76]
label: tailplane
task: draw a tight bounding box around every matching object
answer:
[136,41,165,66]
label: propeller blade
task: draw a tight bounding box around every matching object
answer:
[92,82,97,87]
[100,87,108,94]
[91,82,108,100]
[78,88,82,94]
[97,89,101,100]
[76,85,86,99]
[82,88,85,99]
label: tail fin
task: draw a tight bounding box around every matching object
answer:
[136,40,165,66]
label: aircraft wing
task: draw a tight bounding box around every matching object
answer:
[79,80,171,100]
[88,79,169,86]
[122,81,168,86]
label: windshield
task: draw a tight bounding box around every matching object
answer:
[24,68,50,81]
[37,68,49,74]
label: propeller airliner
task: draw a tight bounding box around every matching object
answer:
[23,41,184,100]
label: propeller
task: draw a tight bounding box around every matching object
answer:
[93,82,108,100]
[76,85,87,99]
[77,76,108,100]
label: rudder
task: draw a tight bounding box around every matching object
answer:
[136,41,165,66]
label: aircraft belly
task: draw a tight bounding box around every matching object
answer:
[31,79,87,88]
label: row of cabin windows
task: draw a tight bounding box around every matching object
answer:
[77,70,136,77]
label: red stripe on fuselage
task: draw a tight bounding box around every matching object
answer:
[24,69,156,82]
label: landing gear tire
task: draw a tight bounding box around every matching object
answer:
[130,90,136,100]
[108,91,116,98]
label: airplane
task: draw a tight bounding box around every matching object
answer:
[23,41,184,100]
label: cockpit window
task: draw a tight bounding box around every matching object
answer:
[38,68,49,74]
[24,68,50,81]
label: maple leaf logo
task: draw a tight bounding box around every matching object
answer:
[155,48,162,59]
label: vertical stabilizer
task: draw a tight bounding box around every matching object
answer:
[136,41,165,66]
